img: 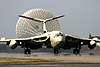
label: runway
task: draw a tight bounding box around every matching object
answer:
[0,62,100,67]
[0,53,100,67]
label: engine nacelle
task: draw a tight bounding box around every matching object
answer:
[9,40,17,49]
[88,40,96,49]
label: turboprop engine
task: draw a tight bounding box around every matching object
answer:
[9,40,17,49]
[88,40,96,49]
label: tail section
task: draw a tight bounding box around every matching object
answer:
[19,15,65,23]
[19,15,65,33]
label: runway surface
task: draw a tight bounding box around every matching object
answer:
[0,53,100,67]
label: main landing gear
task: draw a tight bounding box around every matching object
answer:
[73,42,81,56]
[24,48,31,54]
[73,47,81,56]
[73,49,80,55]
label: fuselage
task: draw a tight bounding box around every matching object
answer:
[48,31,66,48]
[30,31,66,49]
[18,14,65,49]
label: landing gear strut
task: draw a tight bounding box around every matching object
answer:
[73,41,81,55]
[24,48,31,54]
[54,49,59,54]
[73,49,80,55]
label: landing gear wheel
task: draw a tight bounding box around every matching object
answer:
[54,49,59,54]
[73,49,76,54]
[24,48,31,54]
[73,49,80,55]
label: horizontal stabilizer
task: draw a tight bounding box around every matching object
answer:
[46,15,65,22]
[19,15,65,23]
[19,15,44,22]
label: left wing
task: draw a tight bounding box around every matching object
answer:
[63,34,100,50]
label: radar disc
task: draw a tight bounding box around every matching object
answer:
[16,8,60,38]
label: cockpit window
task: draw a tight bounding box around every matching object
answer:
[55,33,63,37]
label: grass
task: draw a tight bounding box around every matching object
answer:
[0,57,60,64]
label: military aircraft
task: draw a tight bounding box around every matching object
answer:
[0,15,99,54]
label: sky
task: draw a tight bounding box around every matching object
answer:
[0,0,100,38]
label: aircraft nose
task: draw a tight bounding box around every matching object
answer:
[57,36,63,42]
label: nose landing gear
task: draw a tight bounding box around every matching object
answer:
[24,48,31,54]
[73,49,80,55]
[54,49,59,54]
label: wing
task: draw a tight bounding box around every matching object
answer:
[63,34,100,50]
[0,35,49,49]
